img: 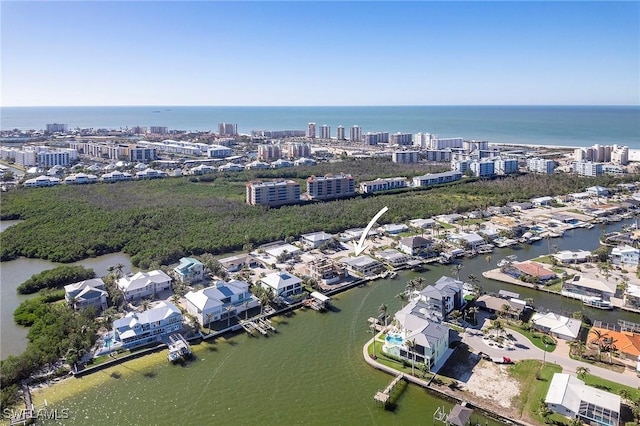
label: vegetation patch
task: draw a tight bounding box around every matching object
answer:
[17,265,95,294]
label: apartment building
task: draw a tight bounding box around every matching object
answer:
[246,180,301,206]
[527,157,556,174]
[392,151,419,164]
[306,173,355,200]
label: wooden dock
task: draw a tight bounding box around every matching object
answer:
[239,319,270,336]
[374,373,404,408]
[10,385,36,425]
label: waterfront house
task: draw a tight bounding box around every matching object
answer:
[112,301,183,349]
[610,244,640,266]
[260,271,303,298]
[184,280,258,326]
[342,256,384,277]
[508,261,557,283]
[64,278,108,312]
[398,236,433,256]
[307,257,347,285]
[530,312,581,341]
[384,299,450,372]
[474,295,525,320]
[624,284,640,309]
[552,250,593,264]
[117,270,172,301]
[375,249,411,267]
[545,373,620,426]
[561,275,616,302]
[300,231,334,249]
[413,276,465,321]
[447,232,485,250]
[173,257,204,284]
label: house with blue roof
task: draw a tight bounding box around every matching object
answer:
[173,257,204,284]
[64,278,108,312]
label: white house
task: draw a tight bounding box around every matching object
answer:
[375,249,411,267]
[342,256,384,276]
[173,257,204,284]
[448,232,485,250]
[300,231,334,249]
[184,280,258,326]
[117,270,172,301]
[64,278,108,312]
[552,250,593,265]
[260,271,303,298]
[610,245,640,266]
[530,312,581,341]
[112,301,183,349]
[545,373,620,426]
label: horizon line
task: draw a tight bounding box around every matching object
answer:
[2,104,639,108]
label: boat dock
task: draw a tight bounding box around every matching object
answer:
[10,385,36,425]
[239,318,275,336]
[167,333,192,363]
[374,373,405,408]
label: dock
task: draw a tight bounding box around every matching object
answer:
[10,385,36,425]
[166,333,192,363]
[239,319,273,336]
[374,373,404,408]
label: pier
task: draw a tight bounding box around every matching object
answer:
[239,318,275,336]
[10,385,36,426]
[373,373,404,408]
[166,333,192,363]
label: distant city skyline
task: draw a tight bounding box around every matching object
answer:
[2,1,638,107]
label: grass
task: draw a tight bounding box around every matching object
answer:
[581,373,640,400]
[510,359,562,423]
[503,322,556,352]
[367,338,433,379]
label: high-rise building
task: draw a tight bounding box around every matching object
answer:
[494,158,519,175]
[470,160,495,177]
[307,123,316,139]
[527,158,556,174]
[573,161,603,177]
[286,143,311,159]
[320,125,331,139]
[150,126,169,134]
[46,123,68,133]
[246,180,301,206]
[413,133,431,149]
[392,151,419,164]
[218,123,238,136]
[258,144,282,161]
[431,137,463,150]
[336,126,345,140]
[306,173,355,200]
[390,133,413,146]
[349,125,362,143]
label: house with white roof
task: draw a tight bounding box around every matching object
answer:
[378,223,409,235]
[383,299,450,372]
[530,312,581,341]
[184,280,258,326]
[218,254,260,273]
[610,244,640,266]
[342,256,384,276]
[23,175,61,187]
[117,270,172,301]
[409,218,438,229]
[260,271,303,298]
[447,232,485,250]
[264,243,300,260]
[552,250,593,264]
[300,231,334,249]
[375,249,411,267]
[64,278,108,312]
[112,301,183,349]
[173,257,204,284]
[545,373,620,426]
[561,275,617,302]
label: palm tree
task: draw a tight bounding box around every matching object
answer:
[405,280,416,297]
[243,300,250,320]
[405,338,416,376]
[378,303,388,327]
[205,312,213,333]
[467,306,479,325]
[484,255,492,266]
[490,319,505,338]
[590,329,605,361]
[568,340,586,359]
[414,277,426,291]
[225,305,234,328]
[451,264,463,280]
[576,366,590,380]
[396,292,408,308]
[115,263,125,279]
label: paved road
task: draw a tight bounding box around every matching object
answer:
[461,321,639,388]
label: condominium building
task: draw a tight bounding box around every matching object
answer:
[363,132,389,145]
[285,143,311,159]
[413,171,462,187]
[149,126,169,134]
[349,125,362,143]
[307,123,316,139]
[527,158,556,174]
[359,177,407,194]
[424,149,452,162]
[246,180,301,206]
[574,144,629,165]
[494,158,519,175]
[46,123,68,133]
[451,159,470,174]
[320,125,331,139]
[470,160,495,177]
[218,123,238,136]
[336,126,345,140]
[573,161,603,177]
[306,173,355,200]
[463,140,489,153]
[391,133,413,146]
[258,144,282,161]
[392,151,419,164]
[430,137,463,150]
[129,146,158,162]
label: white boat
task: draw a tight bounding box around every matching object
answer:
[583,297,613,310]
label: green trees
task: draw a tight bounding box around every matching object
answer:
[17,265,95,294]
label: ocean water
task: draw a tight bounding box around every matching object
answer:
[1,105,639,149]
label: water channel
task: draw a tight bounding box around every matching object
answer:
[1,219,639,425]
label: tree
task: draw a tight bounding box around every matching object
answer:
[396,292,408,308]
[568,340,586,359]
[205,313,213,333]
[405,338,416,376]
[243,300,250,320]
[467,306,479,325]
[484,255,492,266]
[115,263,125,279]
[225,305,234,328]
[451,264,463,280]
[576,366,590,380]
[590,329,605,361]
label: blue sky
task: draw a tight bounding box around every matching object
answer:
[2,1,638,106]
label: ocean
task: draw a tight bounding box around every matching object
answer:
[1,105,639,149]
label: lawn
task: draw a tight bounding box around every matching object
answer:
[510,359,562,423]
[366,337,433,379]
[581,373,640,401]
[503,322,556,352]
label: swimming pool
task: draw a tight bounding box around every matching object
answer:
[385,333,404,345]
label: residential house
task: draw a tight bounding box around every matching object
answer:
[307,257,347,285]
[530,312,581,341]
[552,250,593,265]
[378,223,409,235]
[610,245,640,266]
[383,299,450,372]
[173,257,204,284]
[112,301,183,349]
[587,326,640,361]
[474,295,526,320]
[260,271,303,298]
[409,218,438,229]
[342,256,384,276]
[375,249,411,267]
[64,278,108,312]
[398,236,433,256]
[624,284,640,309]
[586,186,610,197]
[218,254,259,273]
[506,261,557,283]
[448,232,485,250]
[184,280,258,326]
[561,275,617,302]
[117,270,172,301]
[545,373,620,426]
[300,231,334,249]
[413,276,465,322]
[530,196,554,206]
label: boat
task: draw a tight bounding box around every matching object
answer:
[583,297,613,310]
[167,333,192,363]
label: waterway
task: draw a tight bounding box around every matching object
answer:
[7,219,637,425]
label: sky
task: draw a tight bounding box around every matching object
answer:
[1,1,639,106]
